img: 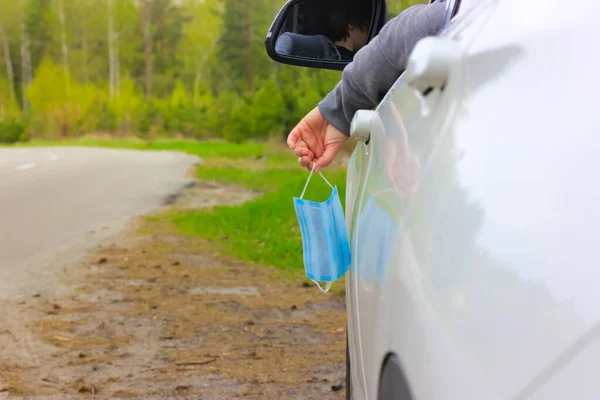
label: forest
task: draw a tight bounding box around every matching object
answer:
[0,0,426,143]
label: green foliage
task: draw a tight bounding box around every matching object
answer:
[178,0,223,91]
[252,77,285,138]
[218,0,276,92]
[149,0,191,80]
[0,119,27,143]
[221,77,289,142]
[204,90,239,136]
[170,148,347,270]
[0,79,20,120]
[25,0,57,72]
[19,138,269,159]
[162,82,193,134]
[0,0,344,142]
[277,67,341,134]
[26,58,97,137]
[136,104,153,139]
[223,96,255,143]
[109,76,144,132]
[169,80,189,108]
[95,104,117,132]
[387,0,430,17]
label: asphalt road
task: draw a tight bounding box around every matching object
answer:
[0,147,199,298]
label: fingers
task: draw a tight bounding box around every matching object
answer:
[296,108,326,157]
[314,146,339,174]
[287,125,302,150]
[300,129,324,159]
[294,139,314,171]
[294,145,314,160]
[288,107,329,170]
[314,125,348,173]
[299,156,314,171]
[288,120,323,157]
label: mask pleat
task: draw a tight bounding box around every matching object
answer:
[294,176,351,289]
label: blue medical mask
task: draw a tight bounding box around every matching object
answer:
[354,193,402,283]
[293,165,351,293]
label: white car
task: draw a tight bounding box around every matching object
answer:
[267,0,600,399]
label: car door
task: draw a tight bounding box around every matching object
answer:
[346,0,497,398]
[350,0,600,399]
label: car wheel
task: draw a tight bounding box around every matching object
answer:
[346,333,352,400]
[377,354,413,400]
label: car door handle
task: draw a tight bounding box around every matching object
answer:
[350,110,376,143]
[404,37,463,94]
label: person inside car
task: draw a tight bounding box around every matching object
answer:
[322,0,373,60]
[287,1,448,172]
[276,0,373,61]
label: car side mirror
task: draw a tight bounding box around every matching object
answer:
[265,0,387,71]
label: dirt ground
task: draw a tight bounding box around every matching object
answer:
[0,179,347,399]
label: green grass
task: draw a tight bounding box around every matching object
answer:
[15,137,268,159]
[171,164,346,270]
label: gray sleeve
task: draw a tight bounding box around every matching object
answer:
[318,2,447,136]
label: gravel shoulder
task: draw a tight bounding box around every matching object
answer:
[0,178,347,400]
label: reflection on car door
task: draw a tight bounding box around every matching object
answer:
[347,2,481,397]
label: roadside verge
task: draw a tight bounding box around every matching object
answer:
[0,142,349,399]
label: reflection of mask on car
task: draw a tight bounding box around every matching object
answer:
[275,32,352,61]
[353,193,402,283]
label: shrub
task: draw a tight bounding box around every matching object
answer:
[252,77,285,139]
[96,104,117,132]
[222,96,255,143]
[0,120,28,143]
[26,58,97,137]
[109,76,143,132]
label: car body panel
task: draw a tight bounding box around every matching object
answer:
[346,140,372,398]
[346,0,600,398]
[528,334,600,400]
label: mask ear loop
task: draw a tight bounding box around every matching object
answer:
[298,162,336,295]
[299,163,316,200]
[299,163,334,200]
[319,171,334,190]
[312,280,333,294]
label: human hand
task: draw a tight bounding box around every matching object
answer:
[385,103,420,199]
[287,107,348,173]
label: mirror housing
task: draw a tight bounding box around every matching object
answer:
[265,0,388,71]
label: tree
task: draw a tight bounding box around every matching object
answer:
[146,0,190,95]
[0,0,348,142]
[24,0,55,73]
[26,57,97,137]
[108,0,117,98]
[57,0,70,95]
[141,0,152,98]
[218,0,274,93]
[0,18,16,102]
[177,0,223,99]
[20,8,32,110]
[79,0,89,84]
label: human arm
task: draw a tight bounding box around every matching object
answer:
[318,1,447,135]
[288,2,448,171]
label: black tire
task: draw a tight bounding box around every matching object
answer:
[346,334,352,400]
[377,355,413,400]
